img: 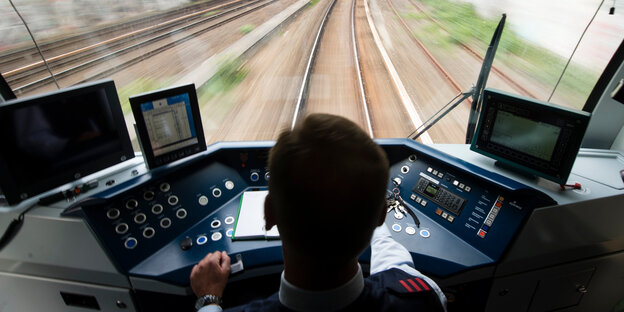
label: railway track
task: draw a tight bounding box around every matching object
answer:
[0,0,239,71]
[4,0,276,95]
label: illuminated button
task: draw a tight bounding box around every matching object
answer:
[160,218,172,229]
[106,208,120,220]
[168,195,179,206]
[197,235,208,245]
[482,225,490,231]
[134,213,147,224]
[435,208,443,215]
[419,229,431,238]
[484,219,493,226]
[226,229,233,237]
[498,196,505,202]
[143,227,155,239]
[447,215,455,223]
[401,166,409,174]
[176,208,187,219]
[250,172,260,182]
[437,173,444,178]
[427,167,432,173]
[126,199,138,210]
[115,223,129,235]
[405,227,416,235]
[410,194,416,201]
[124,237,138,249]
[160,183,171,193]
[391,224,402,232]
[415,197,422,204]
[211,220,221,228]
[151,204,164,215]
[491,209,499,216]
[212,188,222,198]
[477,229,487,238]
[458,183,465,189]
[224,216,235,225]
[225,181,235,190]
[420,199,427,207]
[464,186,471,192]
[495,201,502,208]
[441,212,448,219]
[211,232,223,241]
[432,170,438,175]
[143,191,155,201]
[198,195,209,206]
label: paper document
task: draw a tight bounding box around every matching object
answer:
[233,190,280,240]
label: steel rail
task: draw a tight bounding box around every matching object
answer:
[291,0,338,129]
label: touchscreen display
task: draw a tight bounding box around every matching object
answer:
[139,93,198,157]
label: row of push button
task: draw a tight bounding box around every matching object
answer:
[434,208,455,223]
[426,167,444,179]
[409,194,428,207]
[478,196,504,238]
[392,223,430,238]
[452,180,471,192]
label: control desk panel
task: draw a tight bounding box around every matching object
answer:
[73,139,555,286]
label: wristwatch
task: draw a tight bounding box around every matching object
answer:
[195,294,223,310]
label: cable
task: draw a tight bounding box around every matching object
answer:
[0,202,37,251]
[548,0,604,102]
[8,0,60,89]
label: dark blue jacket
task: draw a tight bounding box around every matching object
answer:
[226,268,445,311]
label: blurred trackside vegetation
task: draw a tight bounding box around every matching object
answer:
[406,0,599,109]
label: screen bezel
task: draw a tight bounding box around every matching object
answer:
[0,79,135,205]
[470,88,591,185]
[129,84,206,170]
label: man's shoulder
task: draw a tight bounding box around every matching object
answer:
[359,268,445,311]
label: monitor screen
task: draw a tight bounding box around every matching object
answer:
[471,88,591,185]
[0,79,135,205]
[130,84,206,169]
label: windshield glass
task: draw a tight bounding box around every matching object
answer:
[1,0,622,146]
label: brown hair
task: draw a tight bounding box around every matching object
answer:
[268,114,389,262]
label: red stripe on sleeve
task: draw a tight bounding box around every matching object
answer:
[399,280,414,293]
[407,278,422,292]
[414,278,430,291]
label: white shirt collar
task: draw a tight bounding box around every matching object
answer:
[278,264,364,312]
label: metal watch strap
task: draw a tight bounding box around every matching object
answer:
[195,294,223,310]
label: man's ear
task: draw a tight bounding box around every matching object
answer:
[264,193,277,230]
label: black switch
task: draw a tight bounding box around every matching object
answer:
[180,237,193,251]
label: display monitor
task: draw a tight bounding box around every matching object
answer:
[470,88,591,185]
[129,84,206,169]
[0,79,135,205]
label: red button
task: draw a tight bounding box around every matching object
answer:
[495,201,502,208]
[478,230,486,238]
[435,208,442,215]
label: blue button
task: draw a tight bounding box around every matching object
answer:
[419,229,431,238]
[226,229,234,237]
[124,237,137,249]
[482,225,490,231]
[392,224,402,232]
[197,236,208,245]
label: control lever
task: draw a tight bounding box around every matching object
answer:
[230,254,244,274]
